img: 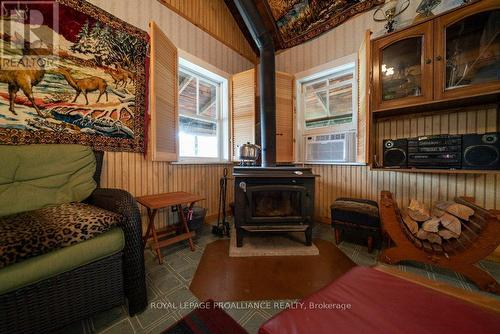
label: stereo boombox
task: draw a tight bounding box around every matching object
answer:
[383,133,500,170]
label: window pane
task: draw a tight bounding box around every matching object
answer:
[197,135,218,158]
[304,90,328,121]
[179,132,196,157]
[198,79,217,119]
[329,73,353,86]
[303,69,354,130]
[179,116,218,158]
[305,79,327,93]
[179,71,197,117]
[178,64,222,159]
[329,83,352,116]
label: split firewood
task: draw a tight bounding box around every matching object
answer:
[446,203,475,221]
[435,201,474,221]
[431,207,446,218]
[408,200,430,222]
[426,233,442,245]
[422,217,440,233]
[416,228,429,240]
[402,211,419,235]
[435,201,454,211]
[438,229,459,240]
[440,213,462,235]
[416,228,442,244]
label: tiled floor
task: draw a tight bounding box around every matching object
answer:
[57,222,500,334]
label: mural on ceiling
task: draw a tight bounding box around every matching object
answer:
[267,0,384,48]
[0,0,149,152]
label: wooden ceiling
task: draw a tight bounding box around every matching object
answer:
[225,0,384,52]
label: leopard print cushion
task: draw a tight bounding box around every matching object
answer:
[0,203,123,268]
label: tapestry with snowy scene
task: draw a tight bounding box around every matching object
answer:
[0,0,149,152]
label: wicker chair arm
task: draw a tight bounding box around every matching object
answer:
[87,188,147,315]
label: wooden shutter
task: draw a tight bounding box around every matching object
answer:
[357,30,371,163]
[231,68,256,160]
[275,71,295,163]
[149,21,178,161]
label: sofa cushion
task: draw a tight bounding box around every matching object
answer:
[0,144,97,217]
[0,227,124,295]
[0,203,123,268]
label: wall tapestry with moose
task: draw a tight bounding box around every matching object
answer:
[0,0,149,152]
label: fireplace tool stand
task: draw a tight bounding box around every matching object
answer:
[212,168,230,237]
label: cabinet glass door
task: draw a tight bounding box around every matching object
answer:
[445,10,499,90]
[381,37,423,101]
[372,22,433,111]
[435,1,500,100]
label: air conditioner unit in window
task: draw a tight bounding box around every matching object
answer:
[305,132,356,162]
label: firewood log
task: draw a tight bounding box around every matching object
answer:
[436,201,474,221]
[416,228,429,240]
[416,228,442,244]
[402,211,419,235]
[426,232,442,245]
[438,229,459,240]
[446,203,475,221]
[422,217,440,233]
[440,213,462,235]
[408,199,431,221]
[431,207,446,218]
[435,201,454,211]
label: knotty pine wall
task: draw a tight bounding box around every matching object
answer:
[88,0,250,230]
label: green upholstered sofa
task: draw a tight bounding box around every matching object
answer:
[0,145,147,334]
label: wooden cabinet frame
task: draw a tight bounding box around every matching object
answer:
[371,0,500,114]
[372,22,434,112]
[434,0,500,100]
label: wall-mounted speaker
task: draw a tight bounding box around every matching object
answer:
[383,139,408,167]
[462,133,500,170]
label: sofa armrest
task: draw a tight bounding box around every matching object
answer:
[87,188,147,315]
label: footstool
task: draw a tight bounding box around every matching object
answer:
[330,198,381,253]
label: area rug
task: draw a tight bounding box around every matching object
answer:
[229,229,319,257]
[162,300,248,334]
[190,239,356,301]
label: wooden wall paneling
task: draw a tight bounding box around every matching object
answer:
[156,0,258,64]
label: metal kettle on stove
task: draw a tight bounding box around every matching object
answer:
[238,142,261,162]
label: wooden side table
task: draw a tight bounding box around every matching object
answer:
[136,191,205,264]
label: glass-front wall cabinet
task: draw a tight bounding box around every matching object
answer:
[436,4,500,99]
[371,1,499,111]
[381,37,423,101]
[372,22,434,111]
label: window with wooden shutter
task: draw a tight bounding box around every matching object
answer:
[357,30,371,163]
[275,71,295,163]
[149,21,178,161]
[231,68,256,161]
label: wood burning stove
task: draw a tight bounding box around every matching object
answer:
[233,167,315,247]
[230,1,316,247]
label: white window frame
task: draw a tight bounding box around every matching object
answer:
[295,54,359,165]
[177,52,229,163]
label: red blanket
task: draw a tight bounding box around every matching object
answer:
[259,267,500,334]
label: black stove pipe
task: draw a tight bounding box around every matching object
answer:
[233,0,276,167]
